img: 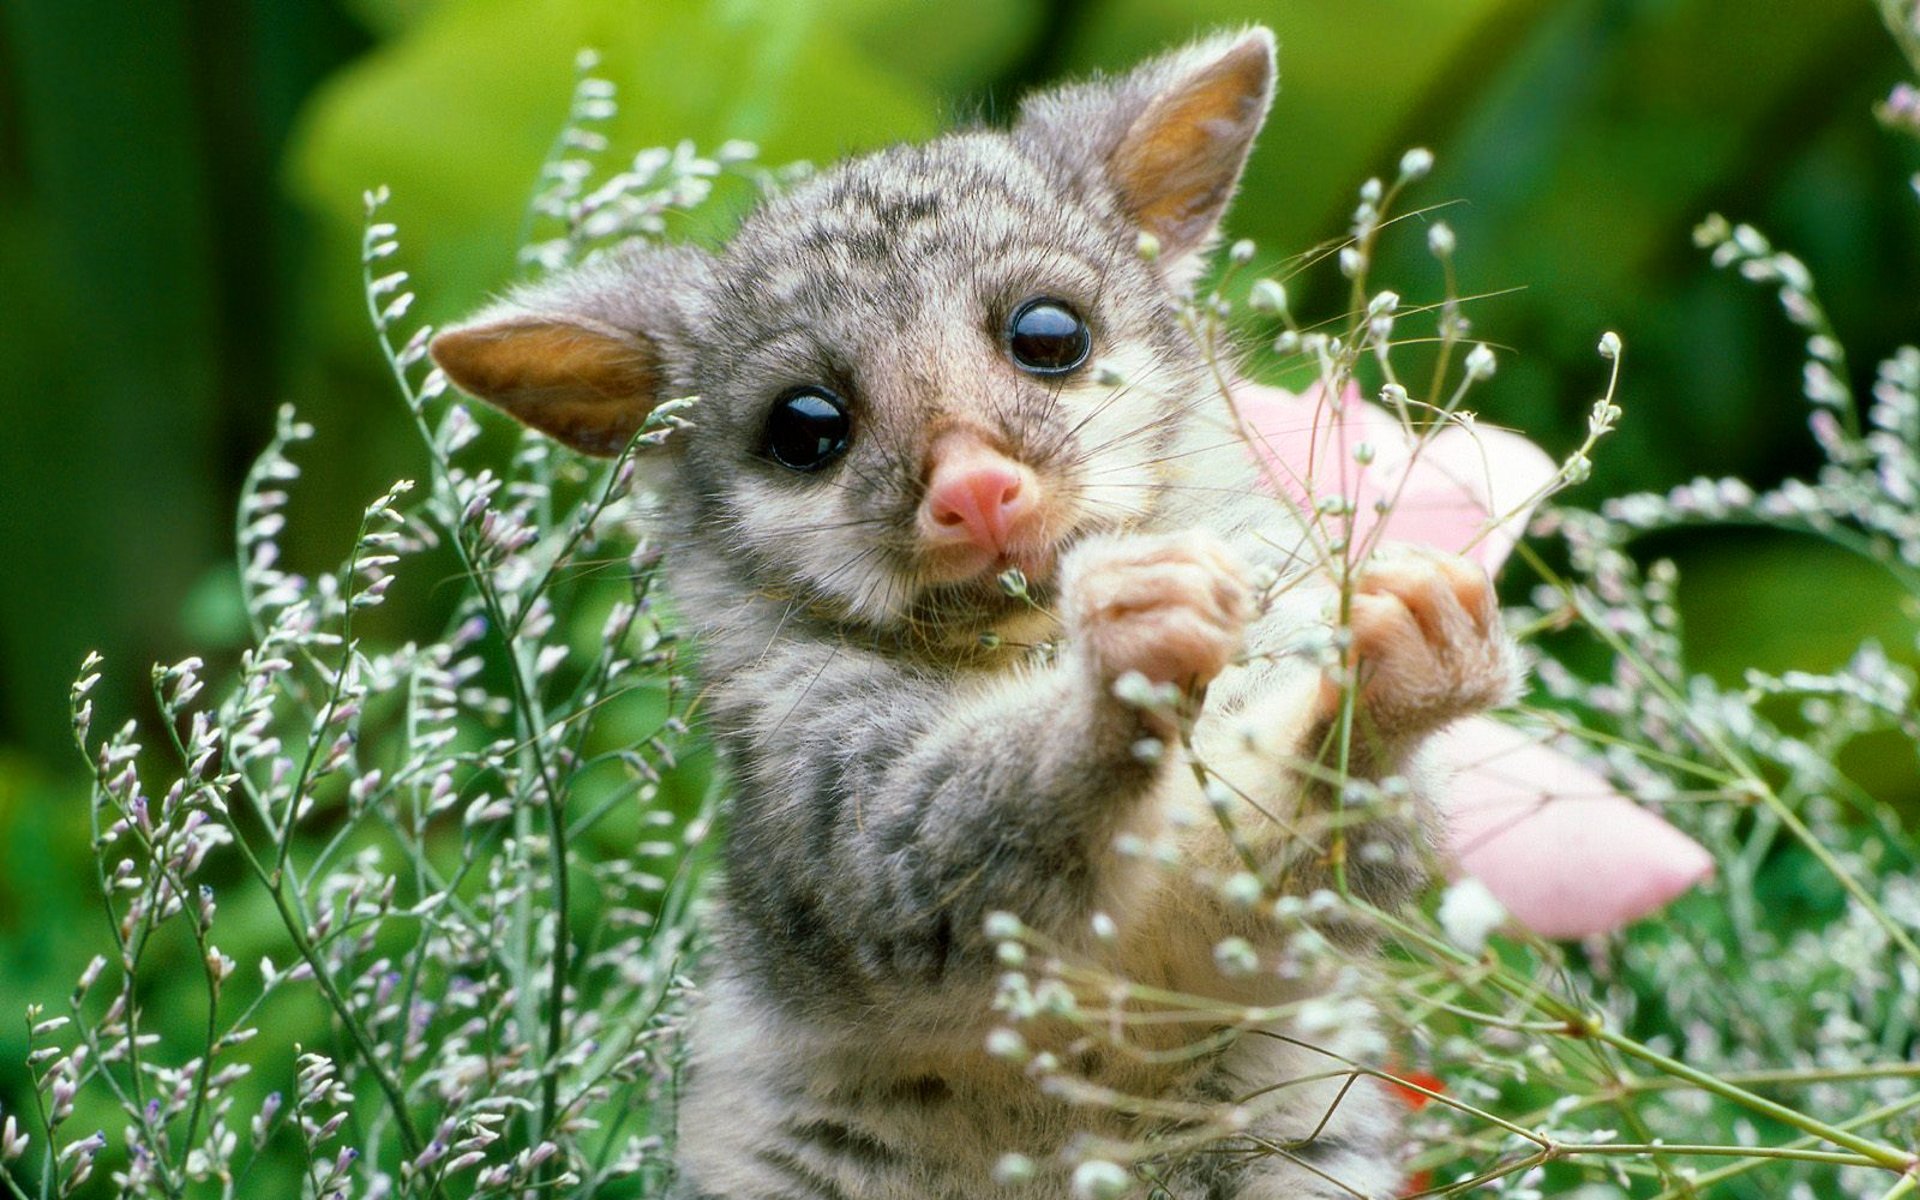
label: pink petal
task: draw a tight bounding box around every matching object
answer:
[1432,718,1715,939]
[1237,382,1700,938]
[1391,424,1558,574]
[1235,381,1558,575]
[1235,381,1389,553]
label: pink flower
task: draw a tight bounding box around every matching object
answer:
[1237,380,1714,939]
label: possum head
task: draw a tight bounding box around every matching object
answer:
[432,28,1274,639]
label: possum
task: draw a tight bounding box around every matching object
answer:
[431,26,1517,1199]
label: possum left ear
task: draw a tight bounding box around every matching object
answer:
[1019,27,1275,276]
[429,244,711,457]
[430,316,664,457]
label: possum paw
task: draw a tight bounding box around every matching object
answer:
[1062,531,1250,697]
[1329,547,1518,739]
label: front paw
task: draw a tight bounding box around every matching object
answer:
[1330,547,1518,739]
[1061,532,1250,696]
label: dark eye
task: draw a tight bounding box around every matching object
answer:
[765,387,852,471]
[1006,298,1091,376]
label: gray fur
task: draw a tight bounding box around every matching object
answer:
[435,26,1519,1199]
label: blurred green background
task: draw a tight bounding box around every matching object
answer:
[1,0,1916,1140]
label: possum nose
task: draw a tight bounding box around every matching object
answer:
[921,435,1039,554]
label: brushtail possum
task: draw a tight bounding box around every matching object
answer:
[432,26,1517,1199]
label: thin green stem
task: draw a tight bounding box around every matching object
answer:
[216,803,431,1173]
[1881,1173,1920,1200]
[1585,1024,1915,1171]
[1557,1143,1880,1167]
[1355,896,1915,1171]
[0,1165,31,1200]
[1646,1092,1920,1200]
[364,229,579,1145]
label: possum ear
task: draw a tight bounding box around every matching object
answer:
[431,316,663,456]
[430,246,710,457]
[1018,27,1275,273]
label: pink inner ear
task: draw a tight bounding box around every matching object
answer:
[1110,32,1274,254]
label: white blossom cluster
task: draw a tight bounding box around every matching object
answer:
[517,51,803,275]
[5,66,720,1200]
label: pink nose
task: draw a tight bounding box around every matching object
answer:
[920,435,1038,554]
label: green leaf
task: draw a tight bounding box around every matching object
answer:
[286,0,945,340]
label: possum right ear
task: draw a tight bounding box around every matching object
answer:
[430,246,710,457]
[1016,28,1274,284]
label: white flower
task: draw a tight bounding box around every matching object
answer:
[984,1028,1028,1061]
[1072,1160,1133,1199]
[1248,278,1288,314]
[1438,878,1508,953]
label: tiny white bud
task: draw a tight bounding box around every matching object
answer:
[1214,936,1260,976]
[1203,780,1234,814]
[1112,671,1153,708]
[1464,343,1497,380]
[1438,878,1507,954]
[994,1153,1037,1185]
[985,1027,1029,1061]
[1598,331,1622,360]
[1247,278,1288,314]
[1228,238,1256,264]
[1135,231,1161,261]
[983,912,1022,940]
[1427,221,1456,257]
[1220,873,1263,907]
[1072,1160,1133,1200]
[1693,213,1731,247]
[1,1115,27,1161]
[1399,147,1434,179]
